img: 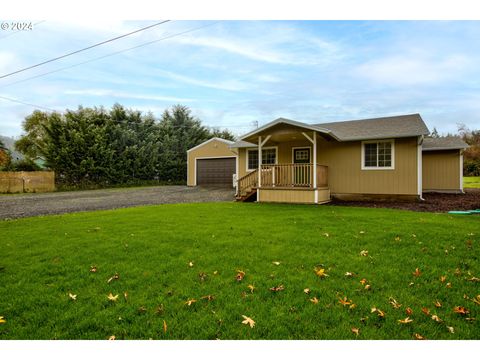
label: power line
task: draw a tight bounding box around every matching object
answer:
[0,20,171,80]
[0,94,56,111]
[1,21,219,89]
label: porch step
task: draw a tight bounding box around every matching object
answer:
[236,189,257,202]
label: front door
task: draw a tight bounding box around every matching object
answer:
[293,148,311,186]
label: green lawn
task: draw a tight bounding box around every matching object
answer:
[464,176,480,188]
[0,203,479,340]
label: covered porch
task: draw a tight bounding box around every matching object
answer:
[232,119,334,204]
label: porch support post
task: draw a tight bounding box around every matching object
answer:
[258,136,262,189]
[313,131,318,203]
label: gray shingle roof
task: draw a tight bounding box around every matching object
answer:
[229,140,257,148]
[314,114,430,141]
[422,137,468,151]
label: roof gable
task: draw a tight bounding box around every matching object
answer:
[187,137,234,153]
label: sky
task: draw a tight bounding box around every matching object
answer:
[0,20,479,138]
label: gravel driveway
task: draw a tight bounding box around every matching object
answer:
[0,186,235,219]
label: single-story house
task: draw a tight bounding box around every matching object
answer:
[187,114,468,204]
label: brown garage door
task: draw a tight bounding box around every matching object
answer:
[197,158,235,186]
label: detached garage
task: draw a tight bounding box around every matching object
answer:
[422,137,468,193]
[187,138,237,187]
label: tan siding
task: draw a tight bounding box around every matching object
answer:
[317,137,418,195]
[422,150,461,191]
[187,139,237,186]
[236,136,419,196]
[259,189,316,203]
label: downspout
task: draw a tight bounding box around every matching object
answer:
[418,135,424,201]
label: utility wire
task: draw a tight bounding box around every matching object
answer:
[0,21,219,89]
[0,20,171,80]
[0,94,56,111]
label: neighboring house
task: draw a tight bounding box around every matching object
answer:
[186,114,468,204]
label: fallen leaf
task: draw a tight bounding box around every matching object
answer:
[364,284,371,290]
[68,293,77,301]
[454,268,461,276]
[414,333,425,340]
[360,250,368,257]
[434,300,442,308]
[213,270,218,275]
[248,284,255,293]
[107,293,119,302]
[241,315,255,328]
[124,292,128,301]
[447,326,455,334]
[398,317,413,324]
[188,261,194,268]
[138,306,147,314]
[431,314,443,322]
[184,299,197,306]
[467,277,480,282]
[155,304,165,315]
[465,317,476,322]
[421,307,430,316]
[201,294,215,301]
[270,285,285,292]
[412,268,422,277]
[90,265,97,273]
[163,320,167,334]
[453,306,469,315]
[323,232,330,237]
[371,307,385,318]
[107,273,119,283]
[272,261,280,266]
[351,327,360,336]
[440,275,447,283]
[406,307,413,316]
[0,316,6,324]
[360,278,367,285]
[339,297,352,306]
[108,335,116,340]
[344,272,354,277]
[314,267,329,278]
[303,288,311,295]
[389,297,402,309]
[198,272,207,281]
[473,295,480,306]
[395,236,401,242]
[236,270,245,282]
[359,231,365,234]
[349,303,357,309]
[446,282,452,288]
[310,297,319,304]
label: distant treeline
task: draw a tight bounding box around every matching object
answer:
[9,104,235,187]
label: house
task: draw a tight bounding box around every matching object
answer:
[186,114,468,203]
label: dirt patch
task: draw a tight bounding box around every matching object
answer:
[330,188,480,213]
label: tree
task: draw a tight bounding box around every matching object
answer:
[458,123,480,176]
[15,110,53,161]
[0,139,11,168]
[430,127,440,138]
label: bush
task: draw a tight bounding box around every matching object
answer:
[1,159,42,172]
[464,159,480,176]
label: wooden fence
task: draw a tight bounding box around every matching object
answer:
[0,171,55,193]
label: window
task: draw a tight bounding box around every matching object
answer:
[362,140,394,169]
[247,148,277,170]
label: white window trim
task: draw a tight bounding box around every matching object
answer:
[246,146,278,172]
[361,139,395,170]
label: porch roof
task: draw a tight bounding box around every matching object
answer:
[422,136,468,151]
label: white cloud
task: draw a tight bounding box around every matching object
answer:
[153,70,250,92]
[64,89,195,103]
[353,53,472,86]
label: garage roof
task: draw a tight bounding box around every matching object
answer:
[422,137,469,151]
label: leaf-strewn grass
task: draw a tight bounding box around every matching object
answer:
[464,176,480,189]
[0,203,479,340]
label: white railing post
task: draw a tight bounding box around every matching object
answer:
[258,136,262,189]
